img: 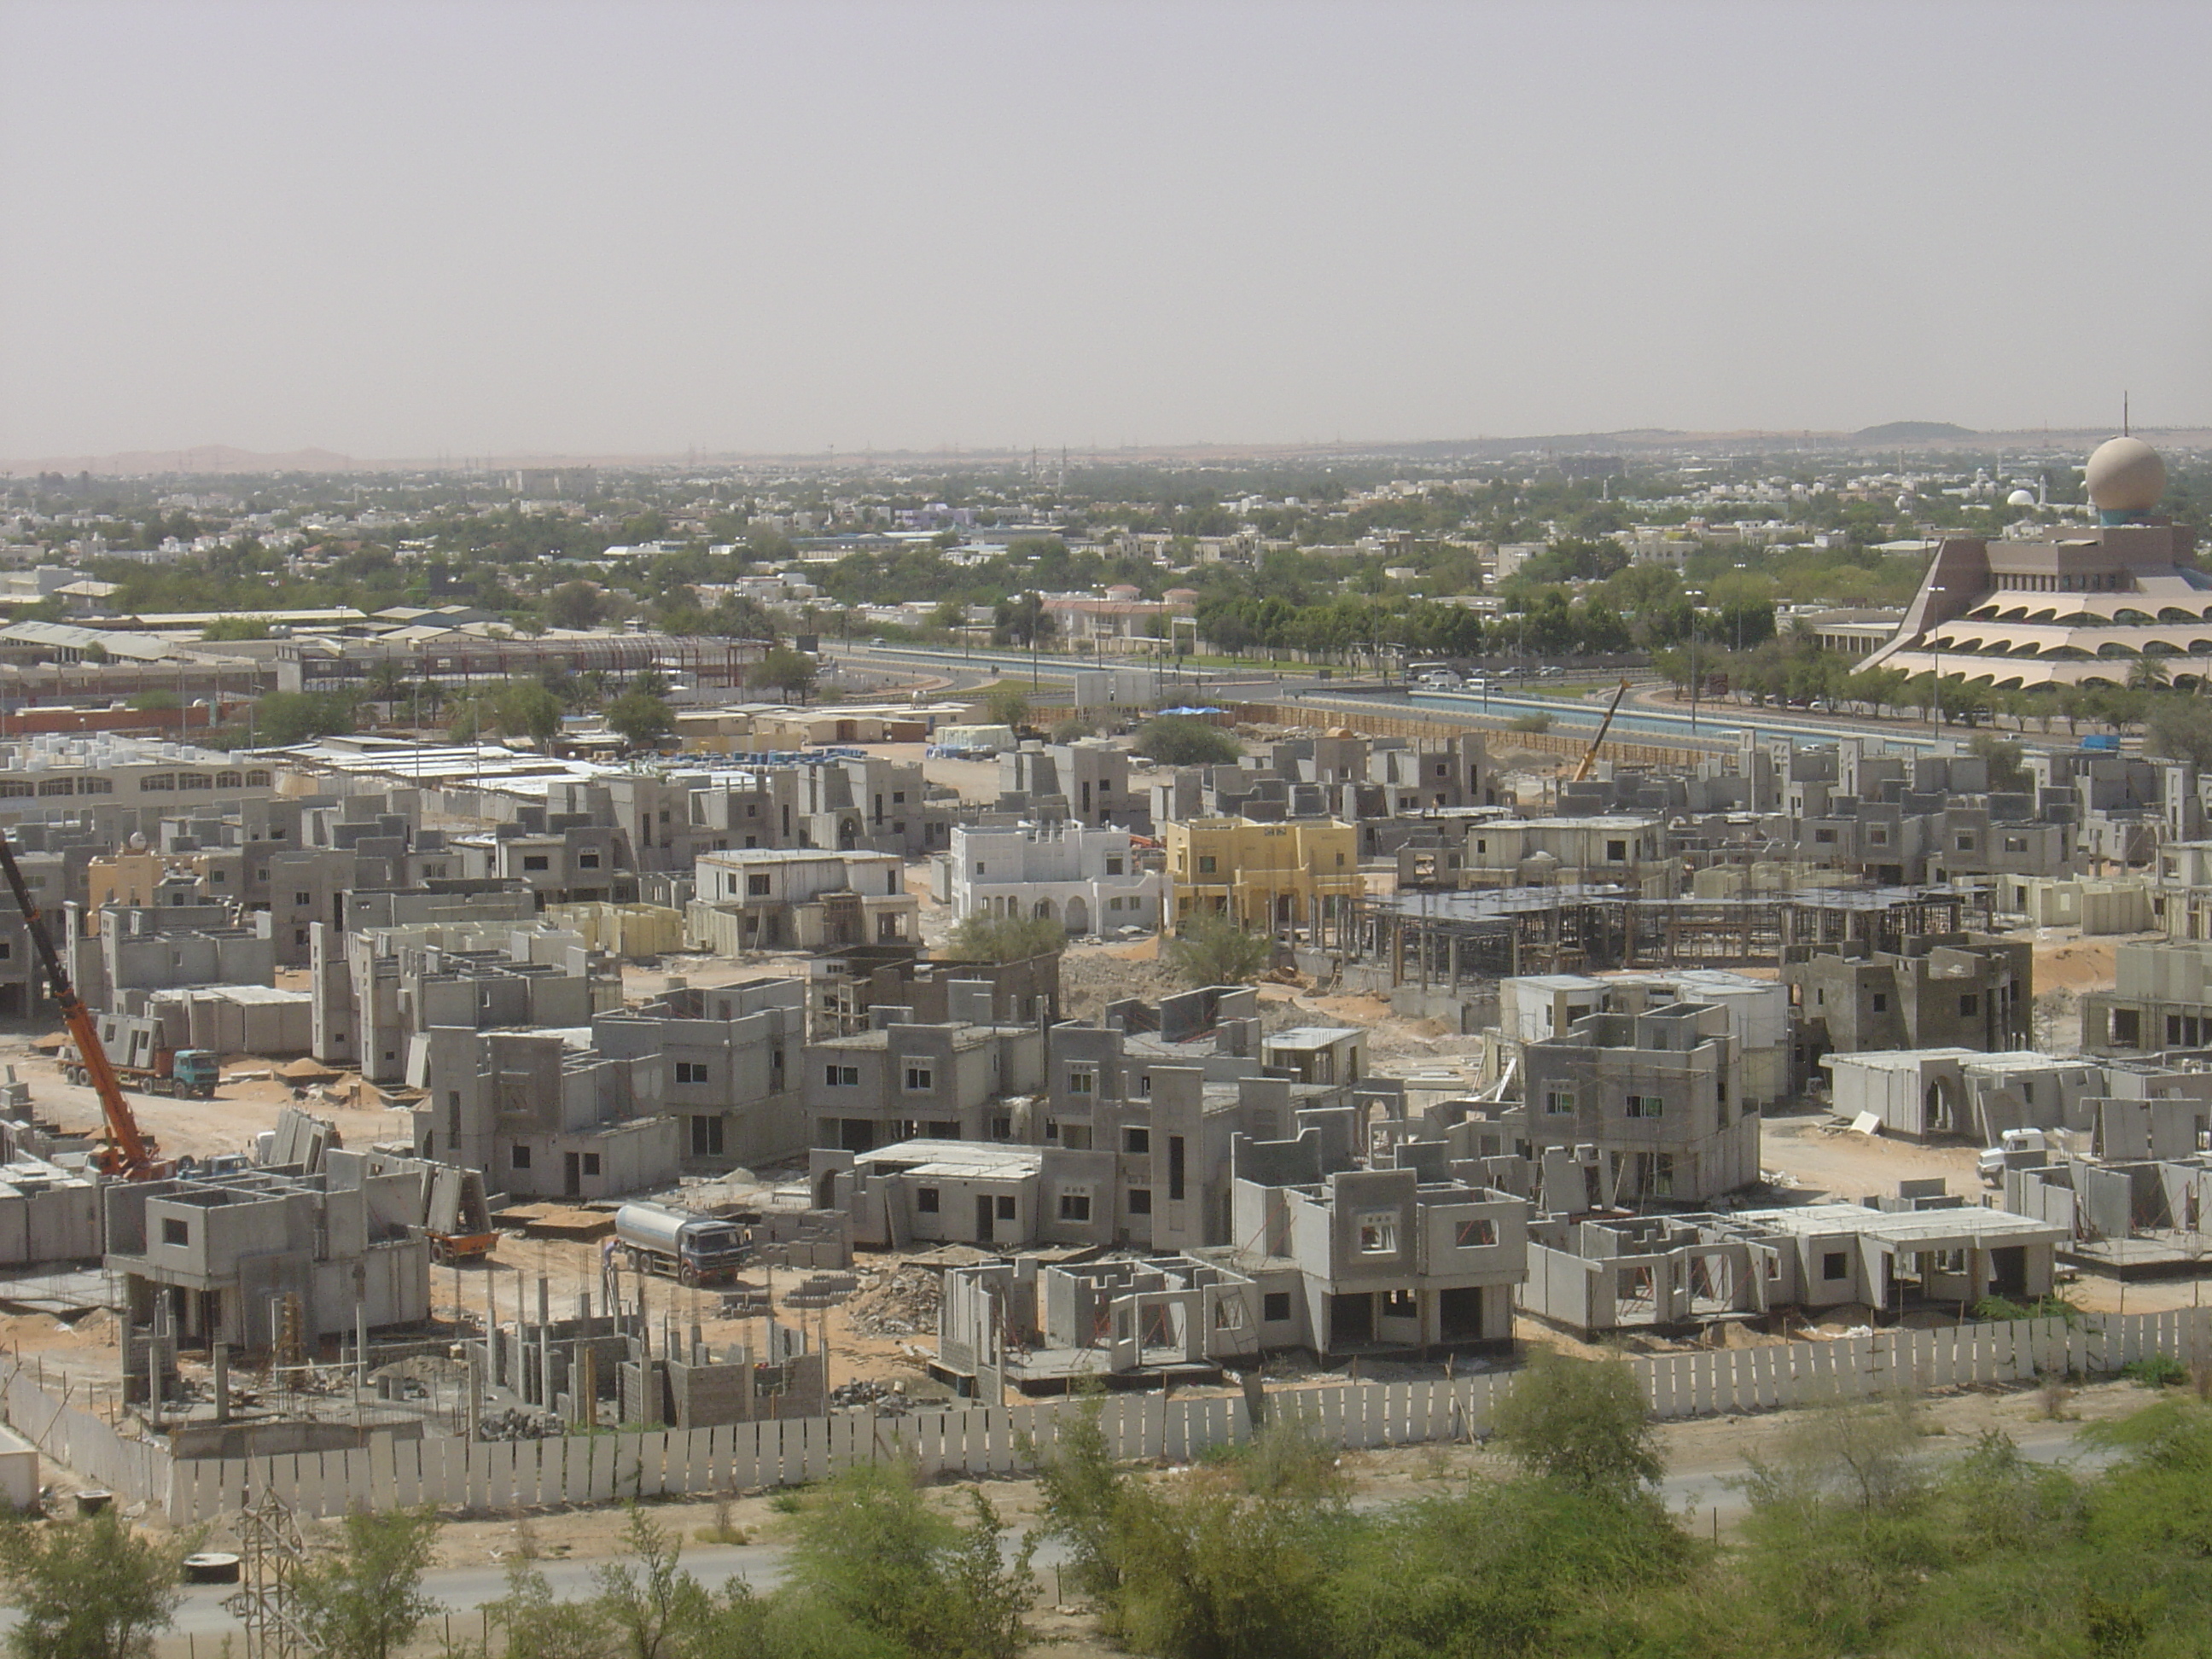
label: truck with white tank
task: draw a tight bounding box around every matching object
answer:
[613,1202,752,1286]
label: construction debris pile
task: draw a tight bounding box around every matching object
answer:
[475,1406,563,1443]
[829,1377,911,1415]
[843,1268,941,1338]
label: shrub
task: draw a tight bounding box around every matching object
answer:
[1493,1350,1662,1496]
[2124,1353,2190,1389]
[944,913,1067,963]
[1134,715,1242,767]
[1509,712,1552,734]
[1163,914,1273,987]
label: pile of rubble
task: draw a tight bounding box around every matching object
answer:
[829,1377,911,1416]
[475,1406,563,1442]
[843,1268,941,1338]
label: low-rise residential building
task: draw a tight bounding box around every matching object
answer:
[1498,969,1791,1112]
[592,978,808,1170]
[1786,933,2033,1071]
[1512,1000,1759,1205]
[311,919,620,1082]
[1457,815,1668,890]
[941,821,1161,936]
[410,1027,677,1201]
[1523,1196,2064,1336]
[998,740,1147,829]
[103,1151,431,1348]
[806,1015,1046,1153]
[68,903,275,1013]
[687,847,917,952]
[1228,1161,1526,1353]
[2086,939,2212,1056]
[936,1253,1262,1394]
[1162,816,1361,939]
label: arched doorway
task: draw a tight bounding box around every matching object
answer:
[1064,896,1090,934]
[1033,897,1055,922]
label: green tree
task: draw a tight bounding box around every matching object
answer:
[592,1509,713,1659]
[544,579,611,632]
[1034,1396,1127,1610]
[1492,1350,1662,1497]
[784,1462,1034,1659]
[364,658,410,706]
[1109,1483,1335,1659]
[606,691,676,749]
[289,1506,442,1659]
[2129,654,2173,693]
[255,690,360,746]
[0,1511,183,1659]
[201,614,273,641]
[457,678,564,744]
[1966,731,2030,793]
[944,912,1068,963]
[747,647,819,702]
[1134,716,1242,767]
[1163,913,1273,985]
[981,684,1031,728]
[489,1556,615,1659]
[2145,696,2212,771]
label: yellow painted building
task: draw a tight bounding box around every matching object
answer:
[1162,817,1363,937]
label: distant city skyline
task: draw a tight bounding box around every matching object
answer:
[4,1,2207,460]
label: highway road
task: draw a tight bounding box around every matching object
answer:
[835,640,1994,757]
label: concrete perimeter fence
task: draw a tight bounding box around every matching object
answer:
[6,1307,2209,1525]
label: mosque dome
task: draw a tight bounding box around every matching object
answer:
[2006,488,2037,508]
[2086,435,2166,514]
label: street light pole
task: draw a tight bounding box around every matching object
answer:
[1926,585,1949,736]
[1685,588,1704,735]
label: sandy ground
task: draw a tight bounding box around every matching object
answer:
[0,1034,404,1163]
[1756,1112,1983,1202]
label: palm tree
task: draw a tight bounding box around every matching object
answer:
[2130,654,2173,694]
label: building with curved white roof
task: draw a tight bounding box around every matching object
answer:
[1865,436,2210,690]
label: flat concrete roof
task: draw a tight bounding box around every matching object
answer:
[1738,1202,2064,1247]
[853,1139,1043,1179]
[1824,1048,1979,1072]
[1264,1027,1362,1050]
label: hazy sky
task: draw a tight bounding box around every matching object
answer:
[4,1,2209,460]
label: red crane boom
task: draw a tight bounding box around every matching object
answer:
[0,834,166,1179]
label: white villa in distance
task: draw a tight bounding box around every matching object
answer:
[940,822,1163,936]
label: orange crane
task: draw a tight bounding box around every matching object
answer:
[0,833,168,1179]
[1570,678,1634,784]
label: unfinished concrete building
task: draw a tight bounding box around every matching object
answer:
[592,977,809,1170]
[1507,999,1759,1206]
[1523,1190,2065,1336]
[1499,969,1792,1111]
[2007,1155,2212,1273]
[67,902,275,1013]
[2086,939,2212,1057]
[103,1150,432,1348]
[1227,1153,1527,1355]
[412,1027,677,1201]
[1035,989,1406,1251]
[687,847,917,952]
[813,1139,1116,1251]
[936,1253,1262,1395]
[807,1006,1046,1152]
[311,918,620,1082]
[1786,933,2033,1074]
[806,946,1061,1039]
[998,739,1148,830]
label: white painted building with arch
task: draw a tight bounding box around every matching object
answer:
[944,822,1162,937]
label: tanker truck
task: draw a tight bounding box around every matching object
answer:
[613,1202,752,1286]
